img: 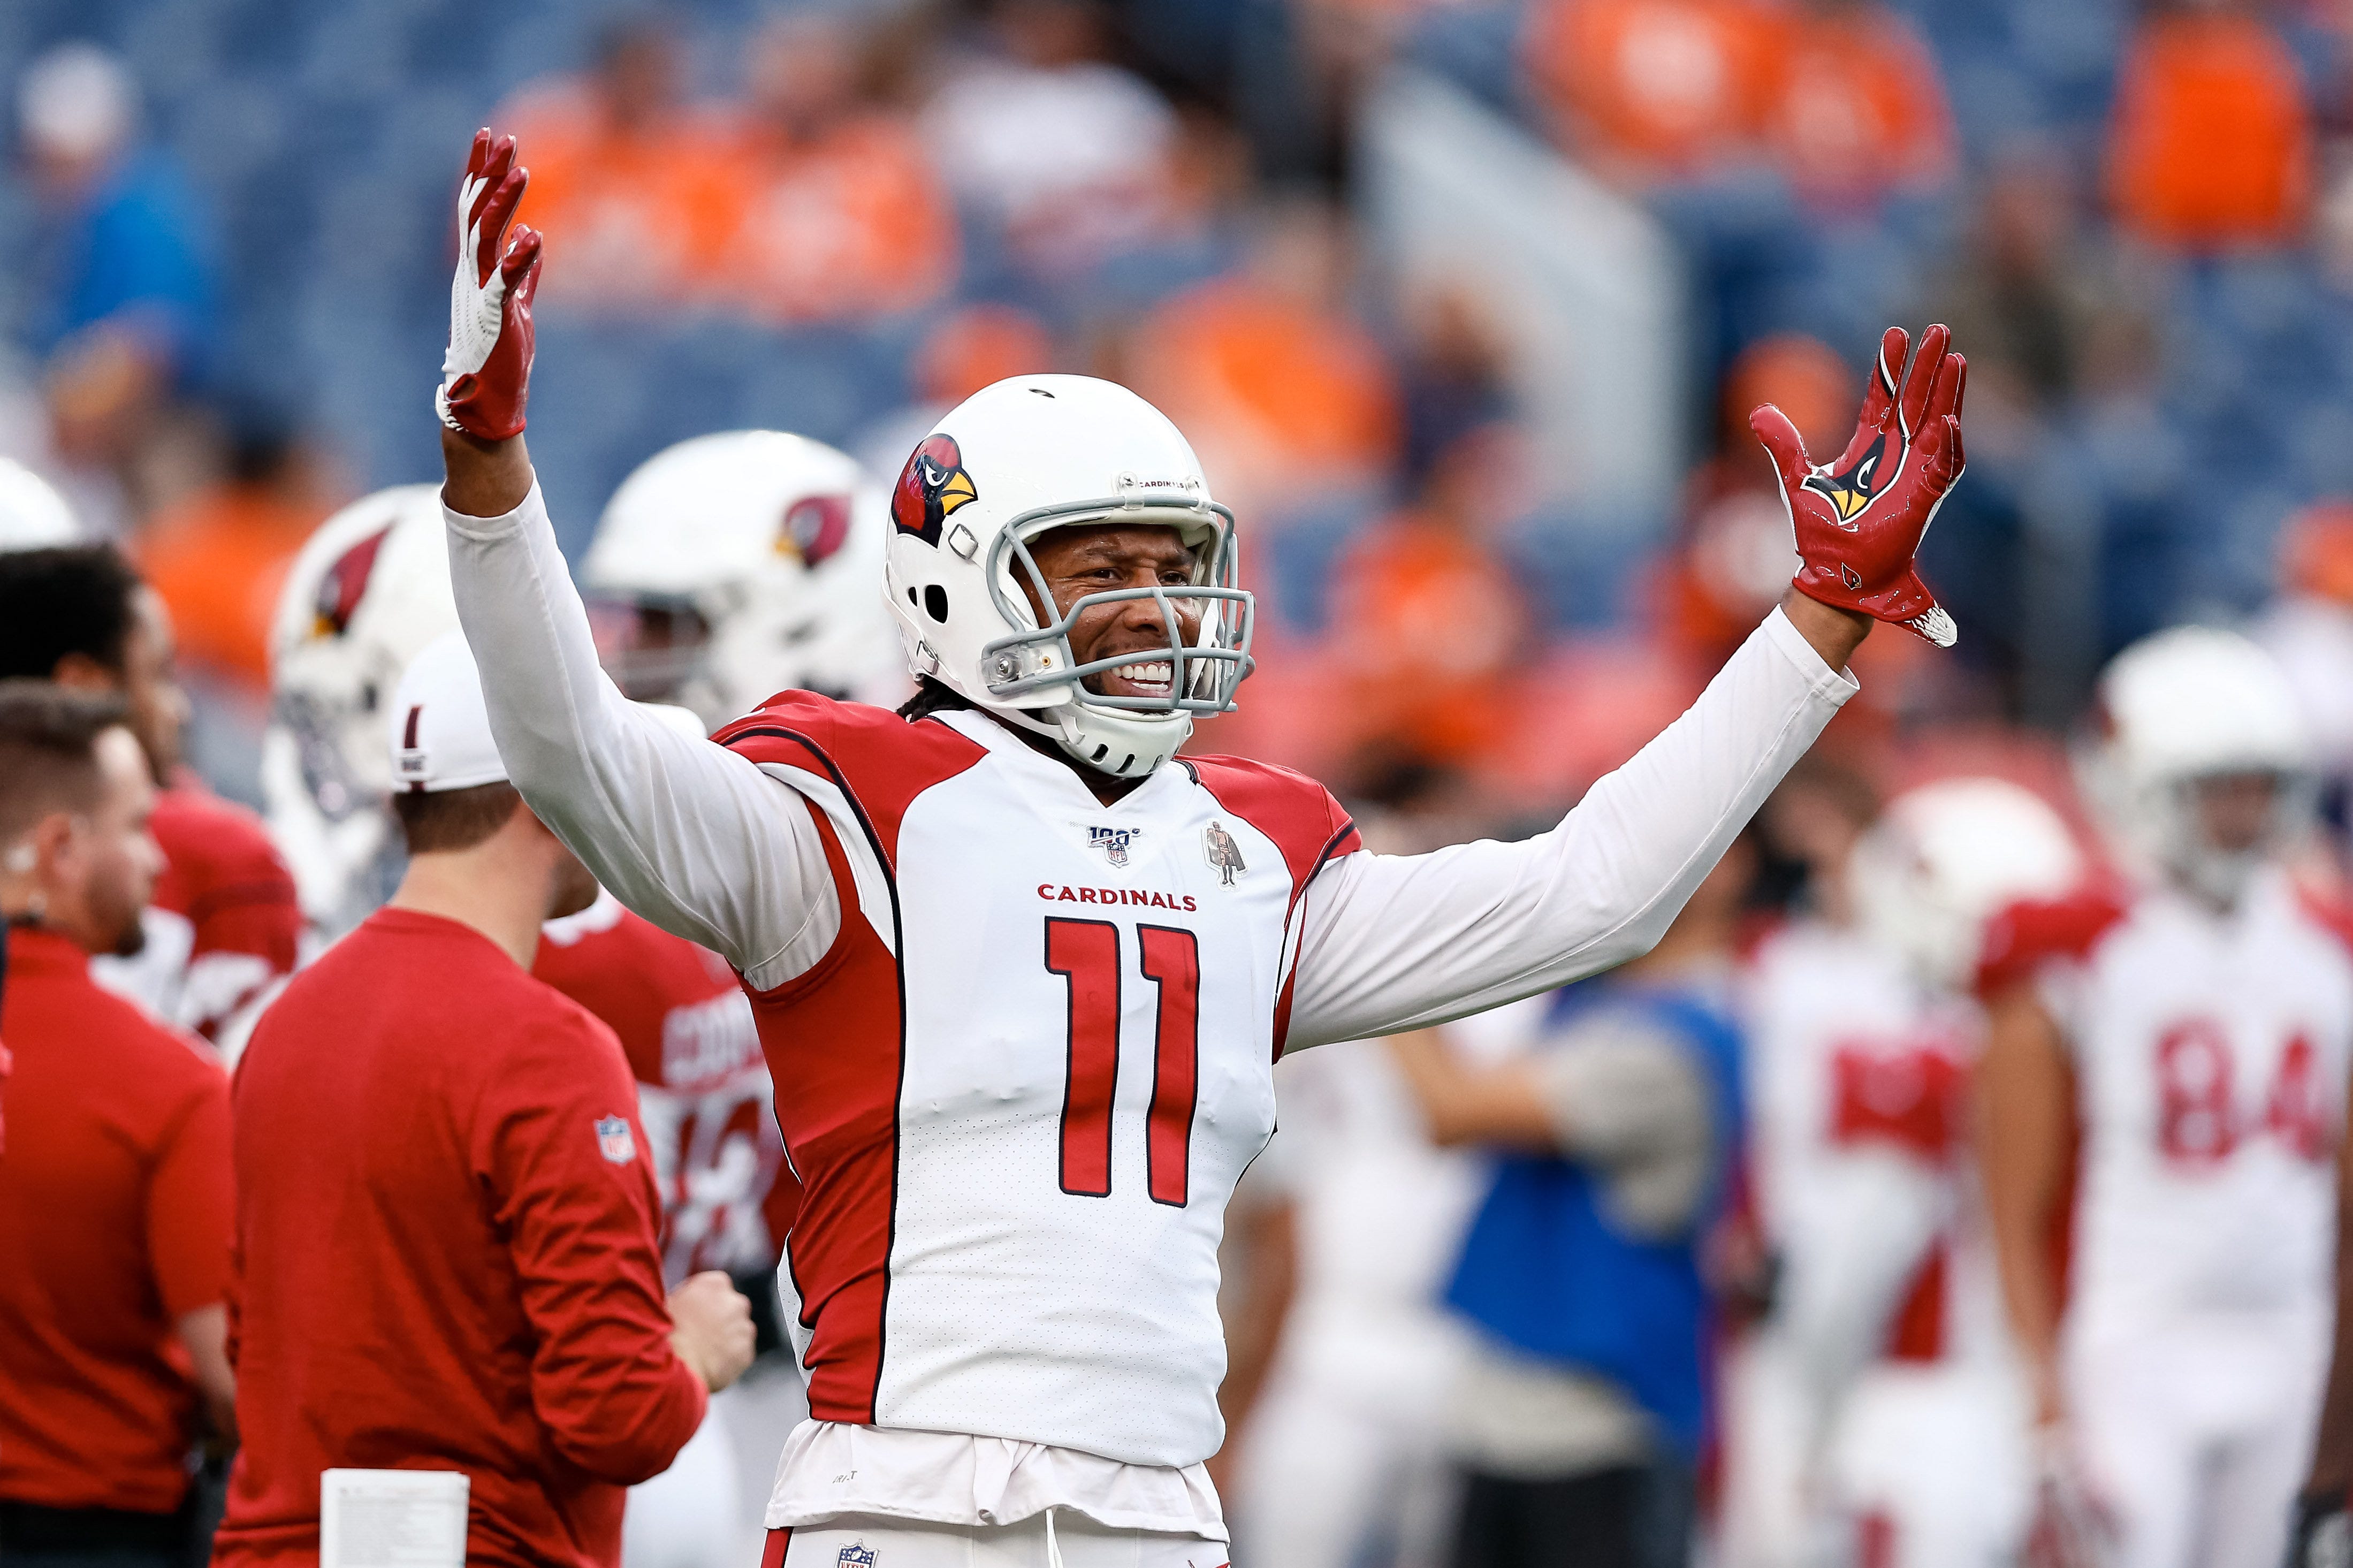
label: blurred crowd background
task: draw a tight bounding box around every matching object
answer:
[12,0,2353,828]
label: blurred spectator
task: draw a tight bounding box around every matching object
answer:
[1655,335,1843,673]
[1763,0,1953,212]
[1324,428,1531,767]
[715,14,957,323]
[921,0,1181,273]
[18,44,219,520]
[134,423,344,697]
[2108,0,2312,250]
[500,22,740,311]
[1390,841,1757,1568]
[1128,196,1400,520]
[1521,0,1787,186]
[1934,147,2151,418]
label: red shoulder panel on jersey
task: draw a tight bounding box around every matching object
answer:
[2295,886,2353,958]
[1180,752,1361,894]
[1973,887,2129,999]
[148,785,301,967]
[714,692,987,874]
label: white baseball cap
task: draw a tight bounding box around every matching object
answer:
[389,630,506,793]
[387,629,712,795]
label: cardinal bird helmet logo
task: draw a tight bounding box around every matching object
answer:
[1803,432,1894,527]
[312,524,393,638]
[892,433,977,546]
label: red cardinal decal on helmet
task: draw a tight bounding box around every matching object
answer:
[780,493,851,566]
[893,433,978,545]
[313,524,393,638]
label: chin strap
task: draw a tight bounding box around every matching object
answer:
[1044,1505,1065,1568]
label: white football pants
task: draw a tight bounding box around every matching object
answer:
[2067,1305,2327,1568]
[767,1514,1226,1568]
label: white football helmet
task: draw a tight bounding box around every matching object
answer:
[2077,625,2316,908]
[263,484,460,934]
[584,430,908,730]
[1848,777,2085,991]
[0,459,81,548]
[882,374,1252,779]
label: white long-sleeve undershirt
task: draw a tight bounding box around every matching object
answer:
[445,481,1856,1026]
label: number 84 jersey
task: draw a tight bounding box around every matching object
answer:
[714,695,1360,1468]
[1977,870,2353,1326]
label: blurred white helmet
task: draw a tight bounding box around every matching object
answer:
[263,484,459,933]
[882,374,1252,780]
[584,430,908,730]
[2078,625,2315,908]
[0,459,80,549]
[1849,777,2085,991]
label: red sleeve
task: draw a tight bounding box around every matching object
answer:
[1974,889,2128,999]
[476,1007,707,1485]
[153,790,302,975]
[148,1063,235,1319]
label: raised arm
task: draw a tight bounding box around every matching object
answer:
[434,131,835,986]
[1289,602,1856,1045]
[1289,323,1966,1048]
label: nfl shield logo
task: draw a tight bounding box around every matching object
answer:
[836,1545,877,1568]
[1087,826,1140,867]
[594,1116,636,1164]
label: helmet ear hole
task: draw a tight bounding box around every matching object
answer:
[924,585,950,622]
[907,587,918,606]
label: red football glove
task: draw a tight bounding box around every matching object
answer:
[436,129,542,441]
[1753,323,1966,648]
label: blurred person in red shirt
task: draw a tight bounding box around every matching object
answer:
[715,13,957,323]
[2108,0,2313,250]
[0,684,236,1568]
[1521,0,1788,185]
[1128,196,1402,522]
[498,22,741,310]
[134,424,343,699]
[213,632,752,1568]
[0,545,299,1044]
[1763,0,1953,212]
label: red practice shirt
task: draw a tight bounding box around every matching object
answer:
[533,894,794,1280]
[214,908,705,1568]
[0,926,233,1514]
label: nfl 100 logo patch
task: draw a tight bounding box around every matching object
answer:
[593,1116,636,1164]
[1087,825,1143,867]
[836,1544,877,1568]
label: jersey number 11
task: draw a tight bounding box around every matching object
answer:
[1045,917,1201,1207]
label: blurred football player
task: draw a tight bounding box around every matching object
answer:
[582,429,909,730]
[1726,773,2082,1568]
[0,544,299,1045]
[1977,628,2350,1568]
[432,128,1967,1564]
[263,484,460,941]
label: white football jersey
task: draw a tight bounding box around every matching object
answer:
[717,695,1360,1467]
[1982,871,2353,1323]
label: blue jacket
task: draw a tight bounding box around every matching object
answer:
[1443,980,1744,1454]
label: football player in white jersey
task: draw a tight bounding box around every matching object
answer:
[429,128,1967,1566]
[1727,773,2081,1568]
[1977,628,2352,1568]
